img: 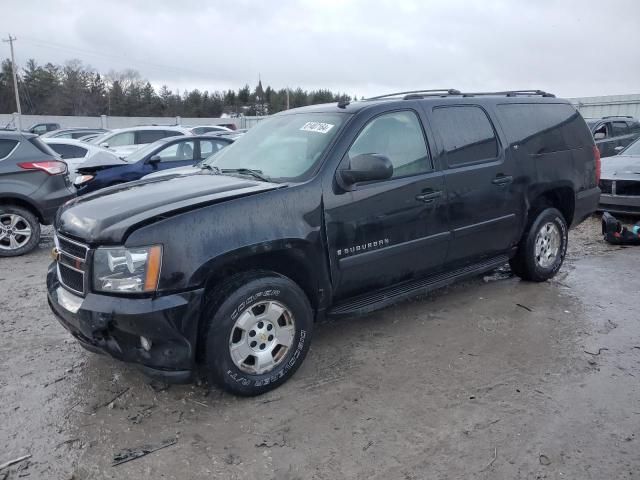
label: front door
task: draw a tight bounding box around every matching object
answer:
[145,140,197,175]
[427,104,518,267]
[324,109,450,299]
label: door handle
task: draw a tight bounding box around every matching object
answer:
[415,190,442,203]
[492,175,513,186]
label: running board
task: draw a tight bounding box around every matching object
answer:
[327,255,510,318]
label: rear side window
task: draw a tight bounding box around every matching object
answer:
[107,132,135,147]
[432,106,498,167]
[200,139,229,159]
[611,121,629,137]
[629,121,640,134]
[136,130,168,144]
[497,103,592,154]
[49,144,88,159]
[0,139,19,159]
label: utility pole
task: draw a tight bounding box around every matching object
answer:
[2,35,22,130]
[286,88,290,110]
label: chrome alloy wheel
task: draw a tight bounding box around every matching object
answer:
[0,213,32,251]
[534,222,561,269]
[228,300,296,374]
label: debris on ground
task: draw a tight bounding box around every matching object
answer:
[584,348,609,356]
[516,303,534,312]
[0,454,31,471]
[602,212,640,245]
[112,438,177,466]
[539,454,551,466]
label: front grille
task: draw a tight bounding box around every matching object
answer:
[599,179,613,194]
[56,234,89,295]
[58,264,85,293]
[615,180,640,197]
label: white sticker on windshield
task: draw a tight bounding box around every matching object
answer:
[300,122,335,134]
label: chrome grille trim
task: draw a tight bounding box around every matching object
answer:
[56,233,89,296]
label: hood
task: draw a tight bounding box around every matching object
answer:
[142,165,200,180]
[77,151,127,172]
[601,155,640,181]
[56,172,282,244]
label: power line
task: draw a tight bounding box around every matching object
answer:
[2,34,22,129]
[19,35,214,80]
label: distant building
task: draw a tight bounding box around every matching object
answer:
[569,94,640,119]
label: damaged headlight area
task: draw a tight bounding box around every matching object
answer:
[93,245,162,293]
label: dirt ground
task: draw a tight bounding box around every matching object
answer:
[1,215,639,479]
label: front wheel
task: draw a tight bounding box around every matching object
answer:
[201,271,313,396]
[510,207,568,282]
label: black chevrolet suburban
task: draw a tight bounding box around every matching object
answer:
[47,89,600,396]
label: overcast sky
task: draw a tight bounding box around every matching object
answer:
[3,0,639,99]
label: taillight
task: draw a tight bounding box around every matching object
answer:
[18,161,67,175]
[593,145,601,184]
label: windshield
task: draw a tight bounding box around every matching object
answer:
[203,113,347,182]
[622,137,640,155]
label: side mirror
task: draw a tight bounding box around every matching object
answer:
[594,132,606,140]
[338,153,393,187]
[148,155,161,165]
[99,142,109,148]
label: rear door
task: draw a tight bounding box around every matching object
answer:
[198,138,232,160]
[427,104,518,267]
[324,108,450,299]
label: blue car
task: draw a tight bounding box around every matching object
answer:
[74,135,234,195]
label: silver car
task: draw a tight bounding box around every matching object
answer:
[599,137,640,215]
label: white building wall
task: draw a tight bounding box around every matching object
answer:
[569,94,640,119]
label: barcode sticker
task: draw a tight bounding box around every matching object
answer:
[300,122,335,134]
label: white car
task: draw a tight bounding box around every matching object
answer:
[42,138,121,182]
[89,126,191,157]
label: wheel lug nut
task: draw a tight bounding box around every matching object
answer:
[257,321,264,329]
[260,343,266,350]
[268,335,273,341]
[250,341,257,348]
[249,330,256,337]
[267,324,273,331]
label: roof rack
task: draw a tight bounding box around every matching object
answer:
[366,89,461,100]
[602,115,633,119]
[364,89,555,101]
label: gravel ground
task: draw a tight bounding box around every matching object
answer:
[1,215,639,479]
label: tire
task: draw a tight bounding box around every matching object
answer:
[201,271,313,396]
[0,205,41,257]
[509,207,568,282]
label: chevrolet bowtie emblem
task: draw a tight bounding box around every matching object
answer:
[51,247,60,261]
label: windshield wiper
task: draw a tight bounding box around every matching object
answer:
[221,168,271,182]
[200,163,221,174]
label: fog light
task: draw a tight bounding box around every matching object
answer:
[140,336,152,351]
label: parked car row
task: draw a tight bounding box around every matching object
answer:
[0,123,241,256]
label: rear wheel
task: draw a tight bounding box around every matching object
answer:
[510,207,567,282]
[201,271,313,396]
[0,205,41,257]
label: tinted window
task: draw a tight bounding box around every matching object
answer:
[348,110,430,178]
[199,139,229,159]
[611,121,629,137]
[432,106,498,166]
[629,121,640,134]
[155,141,196,163]
[136,130,169,144]
[48,144,88,159]
[107,132,135,147]
[497,103,592,154]
[593,123,608,140]
[0,139,19,159]
[29,137,58,156]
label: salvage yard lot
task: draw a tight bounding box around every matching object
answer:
[1,217,639,479]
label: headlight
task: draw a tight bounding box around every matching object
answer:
[93,245,162,293]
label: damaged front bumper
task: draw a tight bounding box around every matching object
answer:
[46,264,204,383]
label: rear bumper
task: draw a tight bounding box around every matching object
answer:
[572,187,601,227]
[598,193,640,216]
[35,176,76,224]
[46,264,204,383]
